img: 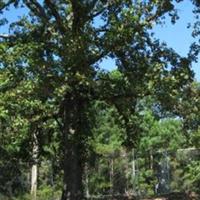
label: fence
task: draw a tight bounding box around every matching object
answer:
[85,148,200,199]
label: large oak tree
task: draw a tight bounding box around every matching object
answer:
[0,1,195,199]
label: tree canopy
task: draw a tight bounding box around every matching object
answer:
[0,1,199,200]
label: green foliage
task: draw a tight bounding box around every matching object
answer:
[9,187,61,200]
[0,0,199,199]
[190,129,200,148]
[183,161,200,193]
[88,159,112,195]
[138,169,156,197]
[139,112,185,152]
[90,101,124,155]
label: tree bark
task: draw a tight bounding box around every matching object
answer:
[109,157,114,196]
[149,149,154,170]
[31,131,38,200]
[31,164,37,200]
[85,164,90,198]
[60,94,87,200]
[132,148,136,193]
[61,143,84,200]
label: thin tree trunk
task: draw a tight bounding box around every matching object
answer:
[31,132,38,200]
[123,150,129,194]
[132,148,136,193]
[109,157,114,196]
[85,164,90,199]
[132,149,136,177]
[50,159,54,187]
[150,149,153,170]
[31,164,37,200]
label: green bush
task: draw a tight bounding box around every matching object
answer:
[183,161,200,193]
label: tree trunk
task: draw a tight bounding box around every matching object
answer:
[132,148,136,193]
[149,149,153,170]
[31,164,37,200]
[61,143,84,200]
[109,157,114,196]
[60,94,87,200]
[31,132,38,200]
[85,164,90,199]
[123,150,129,194]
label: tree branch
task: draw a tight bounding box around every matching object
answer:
[89,3,108,20]
[53,115,64,134]
[24,0,49,22]
[44,0,67,35]
[0,0,15,11]
[69,0,82,33]
[88,51,108,66]
[0,34,15,39]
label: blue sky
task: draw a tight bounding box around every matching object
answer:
[0,1,199,80]
[154,1,200,81]
[100,1,200,81]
